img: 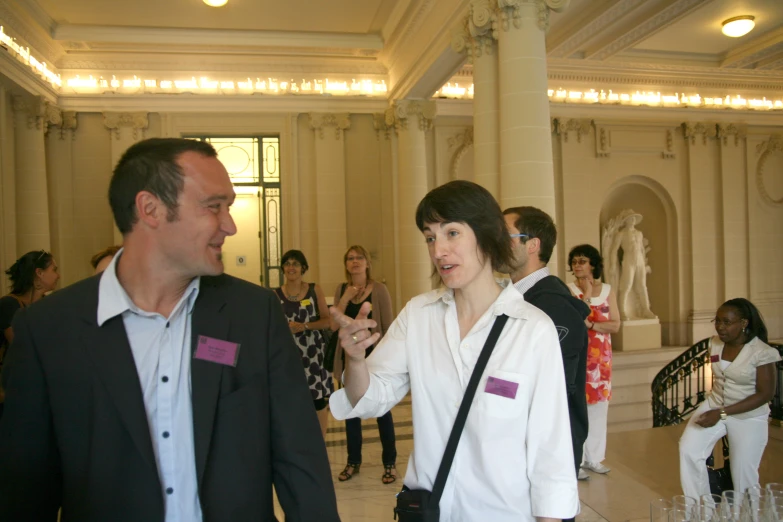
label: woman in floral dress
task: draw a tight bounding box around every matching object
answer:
[275,249,333,438]
[567,244,621,480]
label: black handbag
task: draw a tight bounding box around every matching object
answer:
[393,314,510,522]
[707,436,733,496]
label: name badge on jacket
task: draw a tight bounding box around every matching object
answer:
[194,335,240,367]
[710,355,720,363]
[485,376,519,399]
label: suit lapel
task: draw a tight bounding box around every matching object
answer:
[190,277,230,487]
[82,314,158,475]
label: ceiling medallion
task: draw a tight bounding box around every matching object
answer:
[203,0,228,6]
[721,16,755,38]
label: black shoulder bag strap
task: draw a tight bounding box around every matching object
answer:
[429,313,510,506]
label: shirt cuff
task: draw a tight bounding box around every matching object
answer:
[531,486,580,519]
[328,387,382,421]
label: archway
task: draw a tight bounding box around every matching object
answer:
[600,176,680,345]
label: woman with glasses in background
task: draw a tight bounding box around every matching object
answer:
[567,244,620,480]
[679,298,780,498]
[274,249,333,438]
[0,250,60,419]
[330,245,397,484]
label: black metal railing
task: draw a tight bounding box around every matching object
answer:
[651,338,783,428]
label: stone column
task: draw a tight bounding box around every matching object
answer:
[682,122,721,343]
[386,100,435,305]
[103,112,149,244]
[496,0,568,214]
[46,112,78,285]
[452,0,500,198]
[13,95,54,254]
[309,113,351,295]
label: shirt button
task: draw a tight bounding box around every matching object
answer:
[161,376,169,383]
[163,431,170,438]
[166,487,174,495]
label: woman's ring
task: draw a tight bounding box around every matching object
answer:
[351,334,359,343]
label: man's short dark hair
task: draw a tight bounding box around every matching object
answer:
[503,206,557,264]
[415,180,513,272]
[109,138,218,234]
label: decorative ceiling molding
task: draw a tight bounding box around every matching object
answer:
[14,0,56,33]
[722,40,783,70]
[0,0,64,64]
[547,0,647,59]
[585,0,711,61]
[380,0,438,69]
[755,51,783,71]
[53,25,384,51]
[721,26,783,69]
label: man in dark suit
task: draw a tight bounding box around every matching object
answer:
[503,207,590,520]
[0,138,340,522]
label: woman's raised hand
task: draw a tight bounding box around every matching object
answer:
[330,302,380,361]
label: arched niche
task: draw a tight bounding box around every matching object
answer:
[599,176,680,345]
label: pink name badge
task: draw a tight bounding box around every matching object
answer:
[485,376,519,399]
[194,335,240,367]
[710,354,720,363]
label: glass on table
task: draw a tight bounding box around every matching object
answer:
[651,498,674,522]
[669,508,694,522]
[722,491,743,522]
[700,494,722,521]
[673,496,699,517]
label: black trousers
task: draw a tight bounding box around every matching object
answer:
[345,410,397,466]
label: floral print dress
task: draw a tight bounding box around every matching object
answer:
[274,283,333,401]
[568,282,613,404]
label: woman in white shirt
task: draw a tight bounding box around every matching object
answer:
[329,180,579,522]
[679,298,780,498]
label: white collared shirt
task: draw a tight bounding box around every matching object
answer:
[512,267,550,296]
[98,251,203,522]
[330,284,579,521]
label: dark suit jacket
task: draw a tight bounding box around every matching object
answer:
[0,274,340,522]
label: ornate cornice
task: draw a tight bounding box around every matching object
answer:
[308,113,351,140]
[553,118,591,143]
[0,2,64,64]
[497,0,570,33]
[755,134,783,207]
[385,100,436,132]
[373,113,393,140]
[103,112,149,140]
[716,123,746,147]
[585,0,706,61]
[682,122,717,145]
[547,0,646,59]
[382,0,438,67]
[12,95,59,131]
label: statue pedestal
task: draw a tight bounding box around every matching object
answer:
[614,318,662,352]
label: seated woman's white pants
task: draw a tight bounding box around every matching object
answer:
[679,401,769,499]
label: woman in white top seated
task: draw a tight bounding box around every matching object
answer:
[679,298,781,498]
[329,180,579,522]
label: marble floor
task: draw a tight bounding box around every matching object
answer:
[275,402,783,521]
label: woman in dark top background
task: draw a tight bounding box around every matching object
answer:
[330,245,397,484]
[274,249,333,439]
[0,250,60,419]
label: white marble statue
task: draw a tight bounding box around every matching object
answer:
[602,209,657,321]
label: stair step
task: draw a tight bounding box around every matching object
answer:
[608,400,652,424]
[608,419,653,433]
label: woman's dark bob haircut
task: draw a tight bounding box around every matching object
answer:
[414,180,513,272]
[568,244,604,279]
[281,249,309,275]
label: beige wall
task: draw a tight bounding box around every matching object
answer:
[1,103,781,343]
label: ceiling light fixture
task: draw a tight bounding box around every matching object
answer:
[721,15,755,37]
[203,0,228,6]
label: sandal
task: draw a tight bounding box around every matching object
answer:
[381,464,397,484]
[338,463,360,482]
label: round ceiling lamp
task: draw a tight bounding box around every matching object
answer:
[203,0,228,6]
[721,16,755,37]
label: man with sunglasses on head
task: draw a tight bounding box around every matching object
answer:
[503,207,591,514]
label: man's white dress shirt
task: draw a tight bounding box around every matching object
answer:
[97,251,203,522]
[330,283,579,521]
[512,267,550,297]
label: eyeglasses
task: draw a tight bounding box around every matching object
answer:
[346,255,365,262]
[509,233,529,239]
[282,261,302,268]
[711,318,742,327]
[571,258,590,266]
